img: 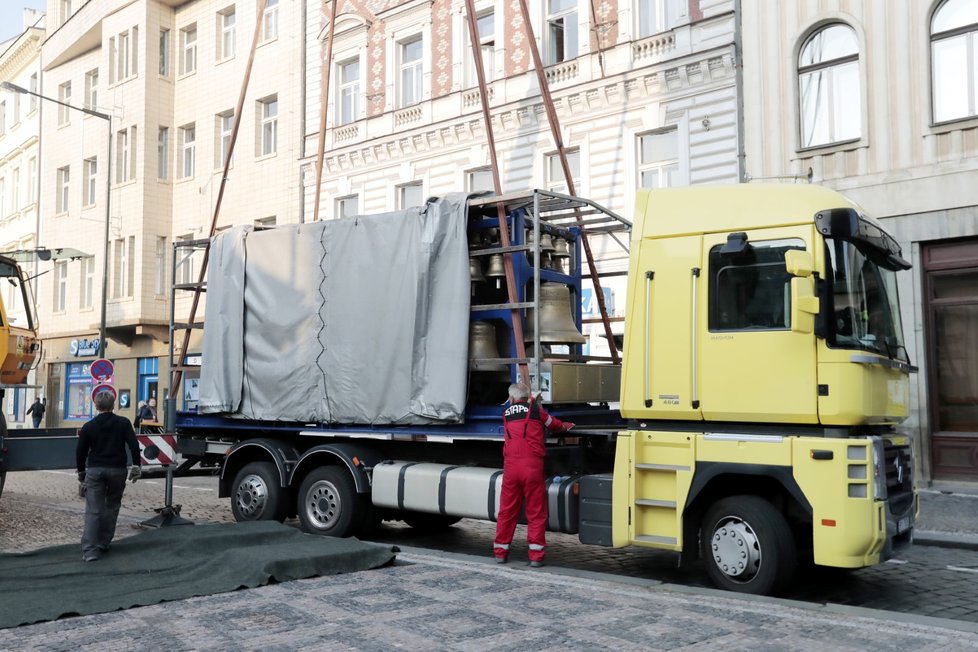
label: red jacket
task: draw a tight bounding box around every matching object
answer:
[502,399,567,461]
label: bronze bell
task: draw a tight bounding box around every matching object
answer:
[486,253,506,289]
[469,321,508,372]
[470,257,486,283]
[524,283,587,344]
[539,232,556,252]
[552,237,570,259]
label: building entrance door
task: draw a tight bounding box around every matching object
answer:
[924,239,978,480]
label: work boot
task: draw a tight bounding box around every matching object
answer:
[495,555,508,564]
[528,560,544,568]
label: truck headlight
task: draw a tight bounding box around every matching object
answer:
[871,436,887,500]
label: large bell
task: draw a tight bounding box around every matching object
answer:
[469,321,508,371]
[470,257,486,283]
[524,283,587,344]
[552,237,570,258]
[539,233,556,252]
[486,253,506,289]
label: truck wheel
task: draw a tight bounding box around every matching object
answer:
[402,511,462,531]
[231,461,288,522]
[700,495,795,596]
[297,466,367,537]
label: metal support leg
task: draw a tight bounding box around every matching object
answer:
[140,465,194,528]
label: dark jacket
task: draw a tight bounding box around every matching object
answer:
[76,412,141,473]
[26,401,45,418]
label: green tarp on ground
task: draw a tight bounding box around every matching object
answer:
[0,522,397,629]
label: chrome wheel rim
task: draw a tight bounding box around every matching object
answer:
[710,515,762,583]
[234,473,269,519]
[304,480,341,531]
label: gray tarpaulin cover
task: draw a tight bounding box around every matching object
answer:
[198,194,471,424]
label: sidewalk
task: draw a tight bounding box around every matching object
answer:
[5,546,978,650]
[914,482,978,550]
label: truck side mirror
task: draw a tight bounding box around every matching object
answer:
[785,249,814,278]
[790,277,820,334]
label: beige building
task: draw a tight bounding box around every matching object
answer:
[32,0,301,426]
[0,9,45,426]
[741,0,978,483]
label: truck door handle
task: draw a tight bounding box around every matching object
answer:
[645,271,654,407]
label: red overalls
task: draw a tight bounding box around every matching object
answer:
[493,399,566,563]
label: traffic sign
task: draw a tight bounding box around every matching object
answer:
[90,359,115,383]
[91,383,118,403]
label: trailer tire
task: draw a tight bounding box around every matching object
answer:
[297,466,367,537]
[402,512,462,531]
[700,495,795,596]
[231,461,288,523]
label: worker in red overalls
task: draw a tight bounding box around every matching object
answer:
[493,382,573,567]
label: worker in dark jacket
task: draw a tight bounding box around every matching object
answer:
[493,382,573,567]
[76,391,142,562]
[26,397,45,428]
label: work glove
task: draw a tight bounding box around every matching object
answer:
[563,422,575,432]
[77,471,86,483]
[127,465,142,483]
[77,482,87,499]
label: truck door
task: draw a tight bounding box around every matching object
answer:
[698,228,819,424]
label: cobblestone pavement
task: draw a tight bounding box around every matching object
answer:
[4,470,978,636]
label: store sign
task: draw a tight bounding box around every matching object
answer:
[69,338,104,357]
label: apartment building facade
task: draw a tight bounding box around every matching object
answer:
[0,9,45,426]
[33,0,302,426]
[741,0,978,482]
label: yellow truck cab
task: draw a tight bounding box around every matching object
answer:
[617,184,917,594]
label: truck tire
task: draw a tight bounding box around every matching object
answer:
[700,495,796,596]
[297,466,367,537]
[231,461,288,522]
[401,511,461,531]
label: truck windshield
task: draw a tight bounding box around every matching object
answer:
[826,238,907,362]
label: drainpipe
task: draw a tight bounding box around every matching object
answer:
[734,0,747,183]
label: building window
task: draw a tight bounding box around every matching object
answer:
[217,111,234,167]
[113,236,136,298]
[158,127,169,180]
[80,256,95,309]
[467,167,494,192]
[54,261,68,312]
[160,29,170,76]
[181,24,198,75]
[259,97,277,156]
[57,82,71,126]
[180,124,196,178]
[57,166,70,213]
[218,7,236,60]
[546,0,578,65]
[399,36,423,107]
[263,0,279,41]
[27,156,36,204]
[337,59,360,125]
[932,0,978,123]
[110,27,138,83]
[116,126,136,183]
[12,93,20,126]
[0,178,5,217]
[464,10,495,87]
[545,149,580,193]
[177,234,195,284]
[155,236,167,295]
[637,0,678,38]
[28,73,37,113]
[11,168,20,212]
[60,0,71,26]
[798,23,861,149]
[65,363,94,420]
[397,182,424,209]
[84,69,98,109]
[336,195,358,218]
[83,157,97,206]
[638,129,678,188]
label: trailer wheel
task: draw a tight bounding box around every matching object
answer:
[402,511,462,531]
[700,495,795,596]
[231,462,288,522]
[297,466,366,537]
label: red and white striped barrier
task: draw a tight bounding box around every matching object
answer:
[137,433,178,466]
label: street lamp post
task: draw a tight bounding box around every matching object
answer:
[1,81,112,358]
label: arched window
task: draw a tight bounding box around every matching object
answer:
[798,23,861,148]
[932,0,978,123]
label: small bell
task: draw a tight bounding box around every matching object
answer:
[486,253,506,289]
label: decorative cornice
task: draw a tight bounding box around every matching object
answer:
[0,29,43,78]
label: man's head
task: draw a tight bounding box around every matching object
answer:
[508,382,530,402]
[94,391,116,413]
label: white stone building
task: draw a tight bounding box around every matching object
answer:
[741,0,978,483]
[0,8,45,425]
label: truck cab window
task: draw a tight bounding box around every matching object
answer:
[709,239,805,331]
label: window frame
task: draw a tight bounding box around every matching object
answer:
[158,126,170,181]
[545,0,579,65]
[83,157,97,207]
[335,194,359,218]
[545,148,580,193]
[637,128,679,189]
[54,261,68,312]
[930,0,978,124]
[337,58,361,126]
[397,181,424,209]
[56,165,70,213]
[57,82,71,126]
[180,124,196,179]
[180,24,198,76]
[218,7,237,61]
[160,28,171,77]
[398,35,424,108]
[258,96,278,156]
[263,0,279,41]
[797,22,862,150]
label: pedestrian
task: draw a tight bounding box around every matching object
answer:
[493,382,573,567]
[25,397,45,428]
[76,391,142,562]
[136,397,157,430]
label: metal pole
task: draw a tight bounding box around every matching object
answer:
[98,116,112,358]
